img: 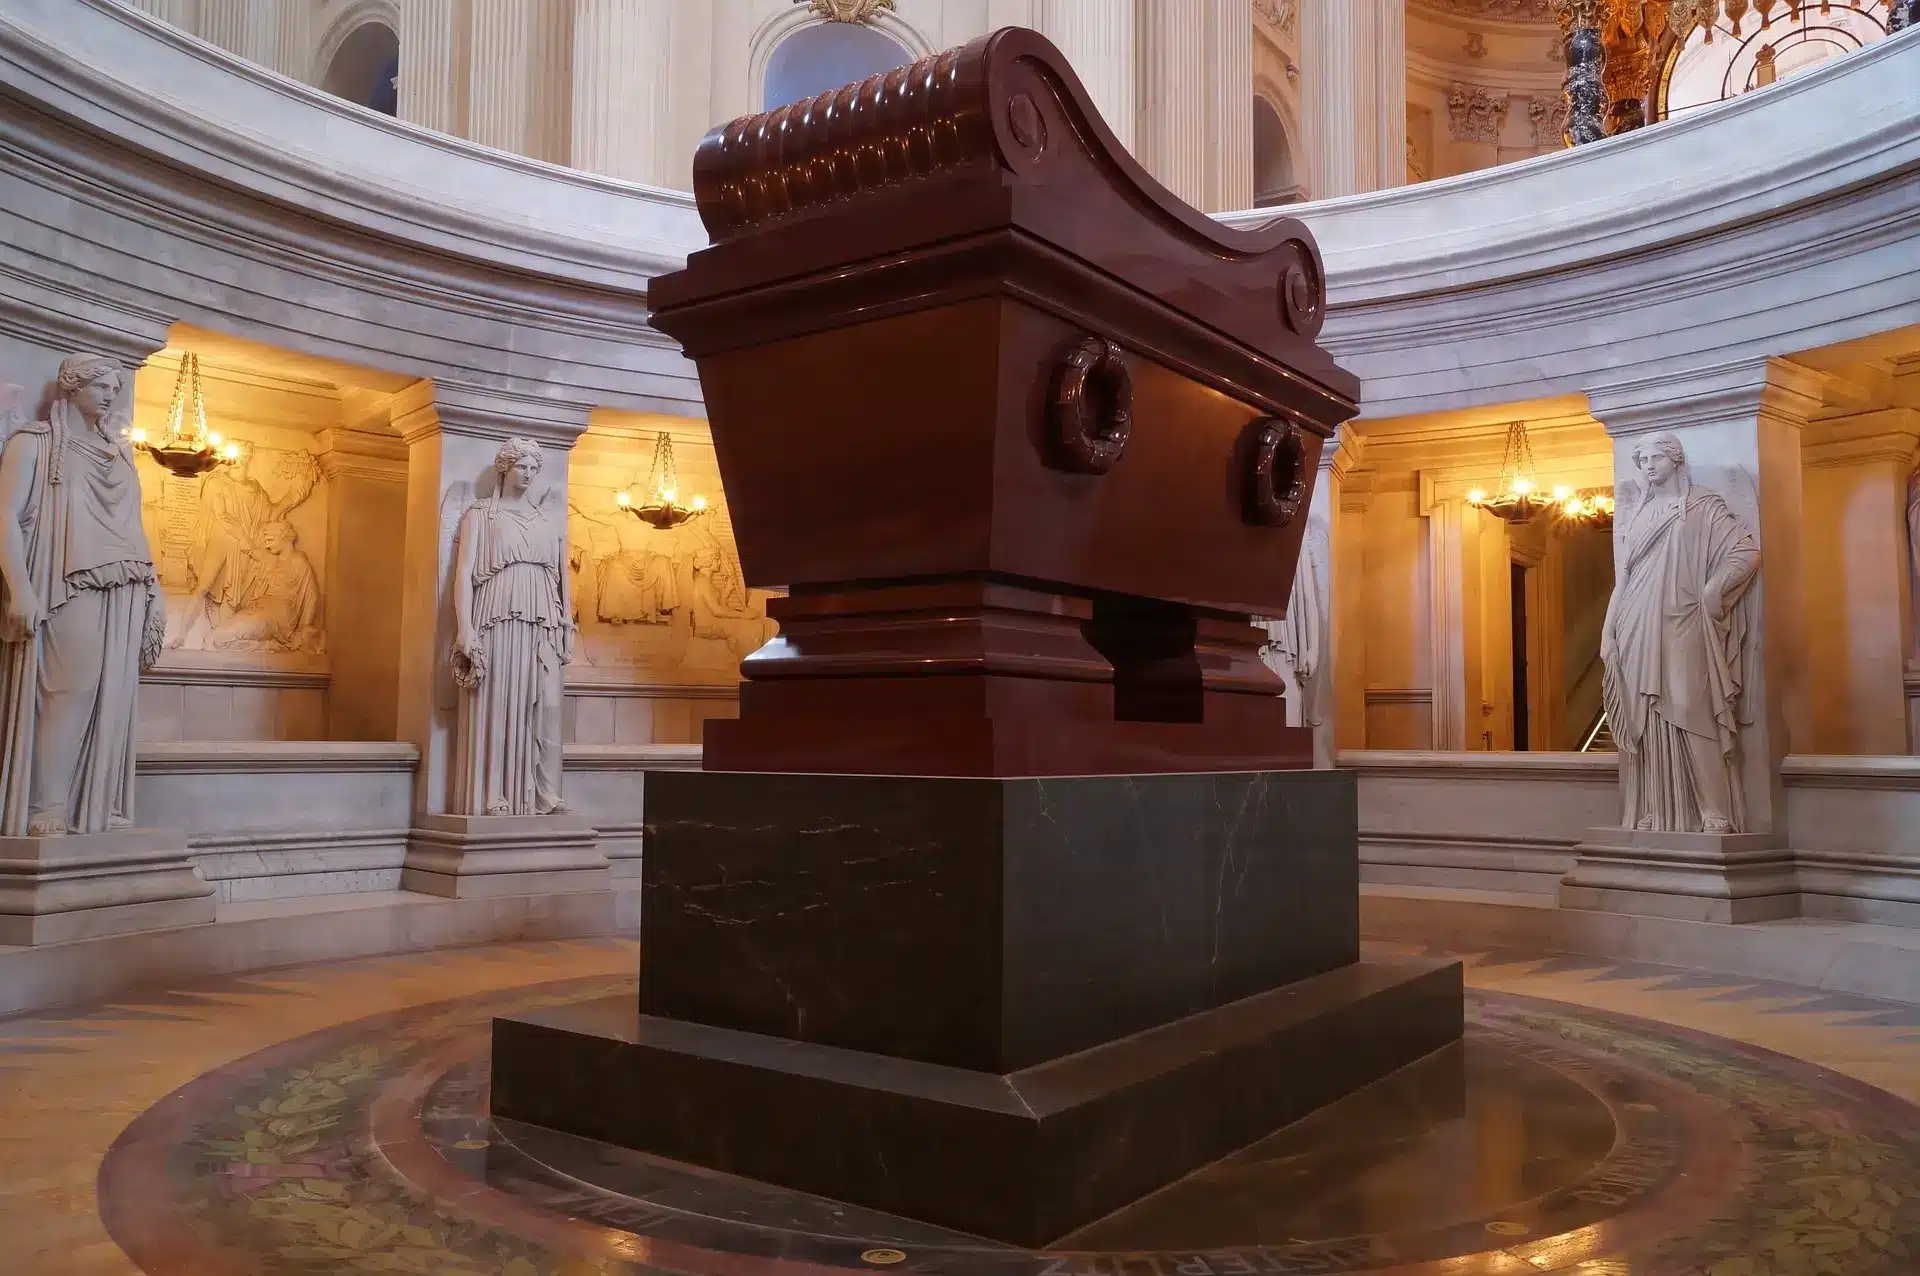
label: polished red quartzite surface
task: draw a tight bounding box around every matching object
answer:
[648,27,1362,777]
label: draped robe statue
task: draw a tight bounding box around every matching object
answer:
[449,438,573,817]
[0,355,165,836]
[1261,524,1327,731]
[1601,433,1759,833]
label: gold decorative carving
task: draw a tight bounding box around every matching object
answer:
[1418,0,1555,20]
[792,0,896,22]
[1253,0,1299,38]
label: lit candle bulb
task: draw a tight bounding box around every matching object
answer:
[1552,485,1572,501]
[691,495,708,511]
[661,487,677,505]
[615,491,631,508]
[129,427,147,445]
[1467,488,1487,505]
[207,430,222,446]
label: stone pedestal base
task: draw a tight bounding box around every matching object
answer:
[1560,826,1799,923]
[0,828,213,945]
[402,814,608,899]
[491,769,1464,1245]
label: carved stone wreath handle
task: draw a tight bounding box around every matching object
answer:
[1243,416,1309,528]
[1048,336,1132,475]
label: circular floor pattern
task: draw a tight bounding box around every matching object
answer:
[98,978,1920,1276]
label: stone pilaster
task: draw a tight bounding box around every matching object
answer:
[1562,358,1825,922]
[1800,408,1920,754]
[315,424,409,743]
[1300,0,1405,198]
[468,0,571,164]
[390,381,609,899]
[1136,0,1211,209]
[1036,0,1136,152]
[398,0,469,138]
[570,0,674,185]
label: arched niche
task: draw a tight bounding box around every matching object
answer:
[1253,94,1302,207]
[762,22,914,111]
[319,19,398,116]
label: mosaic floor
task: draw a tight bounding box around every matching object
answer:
[3,939,1918,1276]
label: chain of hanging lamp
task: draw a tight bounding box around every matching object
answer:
[1548,0,1915,147]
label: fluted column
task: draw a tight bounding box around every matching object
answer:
[1136,0,1211,209]
[1374,0,1407,192]
[1036,0,1136,151]
[1206,0,1253,211]
[570,0,675,184]
[196,0,249,55]
[126,0,201,30]
[1301,0,1404,198]
[399,0,468,137]
[468,0,572,163]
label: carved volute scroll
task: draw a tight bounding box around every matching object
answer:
[1048,336,1131,474]
[1243,417,1309,528]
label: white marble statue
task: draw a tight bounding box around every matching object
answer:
[0,355,164,836]
[449,438,573,816]
[1260,524,1328,731]
[1601,433,1760,834]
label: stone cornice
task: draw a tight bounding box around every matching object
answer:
[1799,407,1920,469]
[2,0,703,290]
[1337,748,1619,781]
[389,380,594,447]
[1588,357,1829,439]
[136,741,420,774]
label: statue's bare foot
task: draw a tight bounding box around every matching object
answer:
[1634,815,1656,831]
[26,810,66,837]
[1702,817,1733,833]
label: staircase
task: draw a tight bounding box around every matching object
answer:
[1580,710,1614,752]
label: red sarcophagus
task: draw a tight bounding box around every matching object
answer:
[648,27,1360,776]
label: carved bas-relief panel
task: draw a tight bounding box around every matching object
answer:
[562,423,777,745]
[127,354,337,744]
[141,443,326,662]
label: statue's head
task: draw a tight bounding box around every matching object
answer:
[493,437,544,498]
[262,520,296,555]
[228,440,256,475]
[56,354,124,427]
[1631,433,1686,488]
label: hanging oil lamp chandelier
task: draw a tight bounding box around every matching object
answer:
[1467,421,1549,524]
[616,431,708,530]
[130,352,239,478]
[1555,487,1617,530]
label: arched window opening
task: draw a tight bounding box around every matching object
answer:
[763,22,912,112]
[1253,96,1301,207]
[321,21,399,117]
[1657,1,1890,121]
